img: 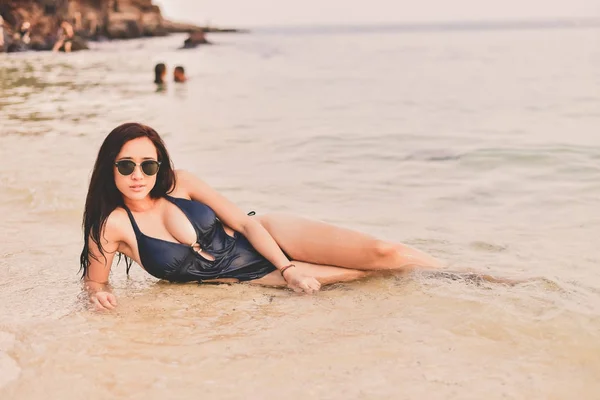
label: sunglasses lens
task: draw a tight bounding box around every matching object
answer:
[116,160,136,175]
[141,161,160,176]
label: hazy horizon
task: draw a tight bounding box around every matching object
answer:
[153,0,599,27]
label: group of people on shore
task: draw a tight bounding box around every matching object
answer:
[1,10,214,55]
[0,15,76,53]
[0,15,31,52]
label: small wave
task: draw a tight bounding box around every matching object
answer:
[403,150,463,162]
[469,241,509,253]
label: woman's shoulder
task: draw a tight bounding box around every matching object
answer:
[171,169,223,203]
[171,169,195,197]
[174,168,194,183]
[102,207,132,241]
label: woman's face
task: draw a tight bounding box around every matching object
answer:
[114,137,159,201]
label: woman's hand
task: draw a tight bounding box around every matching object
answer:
[283,267,321,294]
[90,291,118,311]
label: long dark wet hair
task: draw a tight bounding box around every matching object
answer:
[79,122,176,279]
[154,63,166,84]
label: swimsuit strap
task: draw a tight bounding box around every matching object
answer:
[122,204,143,239]
[164,194,178,204]
[120,205,143,276]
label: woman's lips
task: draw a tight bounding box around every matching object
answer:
[129,185,145,192]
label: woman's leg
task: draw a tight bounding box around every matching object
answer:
[52,39,64,52]
[256,213,445,272]
[248,262,527,290]
[248,261,376,288]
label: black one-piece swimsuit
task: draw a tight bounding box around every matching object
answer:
[123,195,276,283]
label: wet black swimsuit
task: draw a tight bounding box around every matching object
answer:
[123,195,276,283]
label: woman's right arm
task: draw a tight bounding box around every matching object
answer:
[84,216,120,310]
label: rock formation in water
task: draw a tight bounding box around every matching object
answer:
[182,29,212,49]
[0,0,229,52]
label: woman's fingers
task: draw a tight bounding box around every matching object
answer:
[299,278,321,294]
[311,278,321,291]
[304,278,321,293]
[300,283,313,294]
[291,285,304,293]
[98,295,115,310]
[288,281,309,294]
[286,275,322,294]
[91,296,104,310]
[106,293,118,307]
[91,296,110,311]
[90,292,117,310]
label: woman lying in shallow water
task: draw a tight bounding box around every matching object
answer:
[81,122,508,310]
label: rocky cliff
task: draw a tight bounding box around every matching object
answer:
[0,0,210,51]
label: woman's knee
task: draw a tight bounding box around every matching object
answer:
[368,240,400,267]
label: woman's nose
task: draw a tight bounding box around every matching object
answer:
[131,165,144,179]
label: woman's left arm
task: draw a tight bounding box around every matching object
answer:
[176,170,320,292]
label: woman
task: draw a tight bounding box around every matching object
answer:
[52,20,75,53]
[154,63,167,85]
[80,123,448,310]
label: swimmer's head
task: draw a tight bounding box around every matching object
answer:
[154,63,167,84]
[174,66,186,83]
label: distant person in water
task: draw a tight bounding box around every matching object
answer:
[173,66,187,83]
[52,20,75,53]
[154,63,167,85]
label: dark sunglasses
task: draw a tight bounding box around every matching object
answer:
[114,160,161,176]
